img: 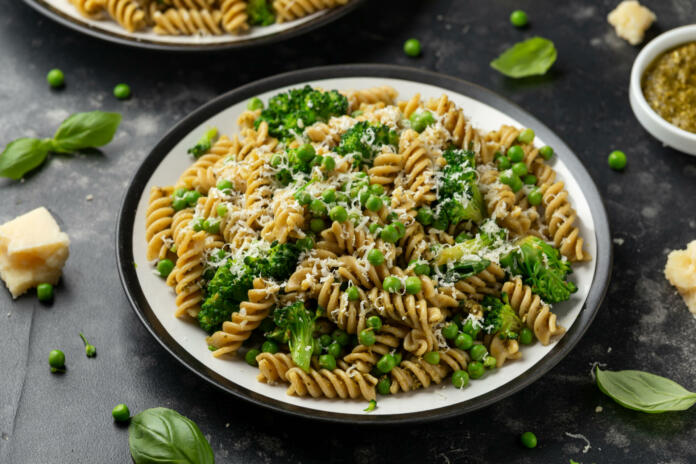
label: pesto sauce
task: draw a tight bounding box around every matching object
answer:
[641,41,696,134]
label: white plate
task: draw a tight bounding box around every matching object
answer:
[117,65,612,423]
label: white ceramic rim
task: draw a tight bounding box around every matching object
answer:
[629,24,696,156]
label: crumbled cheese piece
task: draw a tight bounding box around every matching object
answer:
[664,240,696,315]
[607,1,656,45]
[85,194,94,201]
[564,432,592,454]
[595,406,603,413]
[0,207,70,298]
[612,237,624,246]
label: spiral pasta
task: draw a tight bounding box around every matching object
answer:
[106,0,146,31]
[147,84,588,406]
[153,8,224,35]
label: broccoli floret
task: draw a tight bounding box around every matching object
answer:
[198,293,240,334]
[435,219,506,266]
[187,127,218,159]
[246,0,274,26]
[482,294,522,340]
[335,121,399,167]
[206,262,255,304]
[500,236,577,304]
[432,148,485,228]
[272,301,315,371]
[255,86,348,141]
[245,241,303,281]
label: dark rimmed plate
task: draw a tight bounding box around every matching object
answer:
[22,0,366,52]
[116,64,612,424]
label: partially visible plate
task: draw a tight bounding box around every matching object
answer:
[117,65,612,424]
[22,0,366,51]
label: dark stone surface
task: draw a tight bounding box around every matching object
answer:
[2,0,696,462]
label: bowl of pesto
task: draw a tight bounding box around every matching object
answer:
[629,24,696,156]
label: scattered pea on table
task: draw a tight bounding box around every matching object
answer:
[403,38,422,57]
[113,83,131,100]
[510,10,528,27]
[46,69,64,88]
[112,404,131,422]
[608,150,627,170]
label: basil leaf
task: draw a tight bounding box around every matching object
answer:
[52,111,122,153]
[0,138,53,180]
[490,37,557,78]
[596,367,696,413]
[128,407,215,464]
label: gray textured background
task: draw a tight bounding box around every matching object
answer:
[2,0,696,463]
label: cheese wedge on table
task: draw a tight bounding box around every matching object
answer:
[0,207,70,298]
[665,240,696,315]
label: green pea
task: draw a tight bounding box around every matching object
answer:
[520,431,537,449]
[404,276,422,295]
[370,184,385,196]
[171,197,188,212]
[413,263,431,276]
[392,222,405,238]
[192,218,204,232]
[216,205,229,218]
[270,154,283,167]
[507,145,525,162]
[512,162,528,177]
[183,190,201,206]
[497,156,511,171]
[377,377,391,395]
[393,352,403,366]
[367,315,382,330]
[608,150,627,170]
[203,218,220,234]
[112,404,131,422]
[523,174,537,185]
[365,195,383,212]
[410,110,436,132]
[467,361,485,379]
[319,334,333,347]
[469,344,487,361]
[539,145,554,160]
[310,199,327,216]
[424,351,440,365]
[296,236,314,251]
[327,341,342,358]
[319,354,337,371]
[382,276,403,293]
[452,370,470,388]
[48,349,65,371]
[462,319,480,337]
[332,329,350,346]
[310,218,326,234]
[454,332,473,350]
[367,248,385,266]
[322,189,336,203]
[519,327,534,345]
[380,225,399,243]
[368,223,381,235]
[442,323,458,340]
[499,169,515,186]
[37,283,54,302]
[113,83,131,100]
[46,69,65,88]
[346,286,360,301]
[377,353,397,373]
[157,259,174,278]
[358,329,376,346]
[217,179,234,191]
[247,97,264,111]
[296,192,312,206]
[322,155,336,172]
[261,340,278,354]
[296,143,316,162]
[510,9,528,27]
[245,348,260,366]
[527,189,542,206]
[329,205,348,223]
[173,188,187,198]
[517,128,535,144]
[509,175,523,193]
[403,38,421,57]
[416,207,434,225]
[484,356,498,369]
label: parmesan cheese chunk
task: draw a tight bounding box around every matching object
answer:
[607,1,656,45]
[664,240,696,315]
[0,207,70,298]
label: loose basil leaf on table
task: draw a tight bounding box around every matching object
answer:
[128,407,215,464]
[0,138,53,180]
[596,367,696,413]
[490,37,557,78]
[52,111,122,153]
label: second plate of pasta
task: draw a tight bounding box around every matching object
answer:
[117,65,611,423]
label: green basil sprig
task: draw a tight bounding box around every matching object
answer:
[596,367,696,413]
[0,111,121,180]
[128,407,214,464]
[490,37,557,78]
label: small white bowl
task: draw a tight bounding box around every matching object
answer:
[629,24,696,156]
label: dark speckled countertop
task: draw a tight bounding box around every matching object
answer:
[2,1,696,462]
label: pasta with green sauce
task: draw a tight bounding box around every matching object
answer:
[146,85,589,404]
